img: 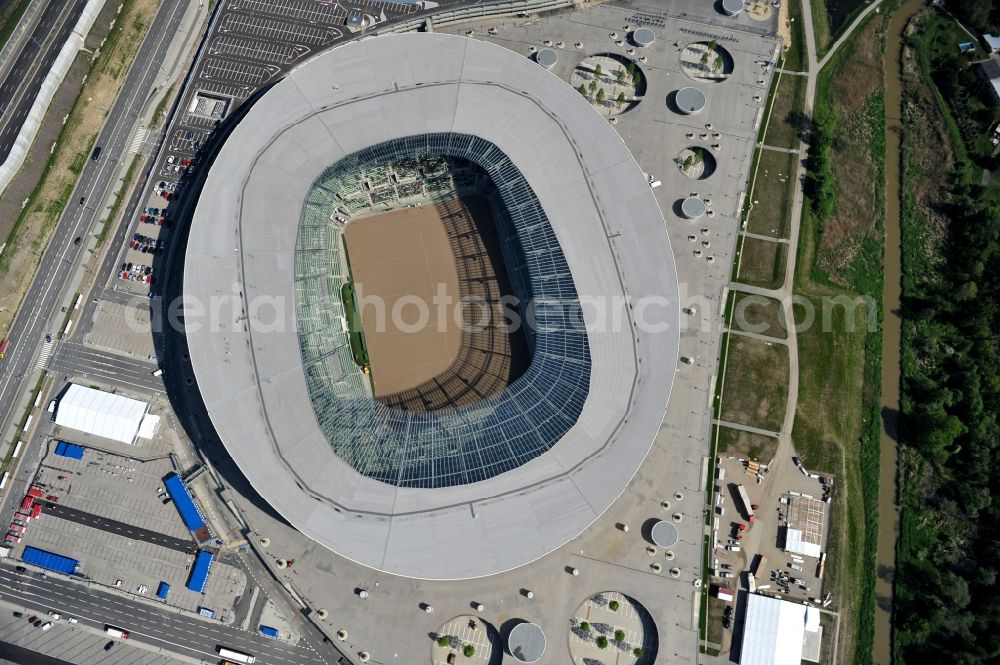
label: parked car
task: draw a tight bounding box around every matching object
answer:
[40,622,53,631]
[104,641,116,652]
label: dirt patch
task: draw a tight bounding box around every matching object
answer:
[0,0,161,336]
[717,426,779,463]
[720,335,789,432]
[345,196,529,410]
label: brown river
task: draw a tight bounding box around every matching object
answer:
[875,0,923,662]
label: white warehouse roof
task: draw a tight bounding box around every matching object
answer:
[55,384,149,444]
[740,594,821,665]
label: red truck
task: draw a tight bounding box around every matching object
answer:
[0,339,8,359]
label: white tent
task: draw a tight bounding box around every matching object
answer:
[740,594,819,665]
[55,384,149,444]
[785,528,822,558]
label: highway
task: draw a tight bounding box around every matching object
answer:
[0,0,87,161]
[0,564,328,665]
[0,0,187,443]
[41,502,196,554]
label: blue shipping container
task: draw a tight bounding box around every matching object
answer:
[259,625,279,638]
[54,441,84,460]
[163,473,206,532]
[22,546,80,575]
[156,581,170,600]
[186,550,213,593]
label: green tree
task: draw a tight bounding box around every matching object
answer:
[579,621,591,633]
[700,51,710,67]
[682,155,694,172]
[596,88,606,104]
[578,83,588,97]
[589,80,598,93]
[608,600,620,612]
[594,63,602,79]
[614,629,625,642]
[633,647,645,658]
[596,636,609,649]
[463,645,475,658]
[437,636,452,648]
[692,149,703,166]
[616,92,626,107]
[616,68,626,85]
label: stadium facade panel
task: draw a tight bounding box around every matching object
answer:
[184,33,680,578]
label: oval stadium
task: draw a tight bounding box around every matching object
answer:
[184,32,680,579]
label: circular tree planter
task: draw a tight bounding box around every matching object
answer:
[569,593,658,664]
[571,53,647,119]
[680,41,734,83]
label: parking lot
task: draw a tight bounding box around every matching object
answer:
[4,440,246,619]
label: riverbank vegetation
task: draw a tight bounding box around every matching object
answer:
[894,8,1000,663]
[794,13,889,665]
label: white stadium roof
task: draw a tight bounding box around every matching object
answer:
[55,384,149,444]
[740,594,822,665]
[184,32,679,578]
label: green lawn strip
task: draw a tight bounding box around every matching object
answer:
[97,155,140,246]
[730,292,787,340]
[340,282,369,368]
[719,335,788,433]
[745,149,799,238]
[734,238,786,290]
[716,425,779,463]
[782,0,807,72]
[761,72,806,150]
[810,0,832,57]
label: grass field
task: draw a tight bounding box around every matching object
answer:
[781,0,808,72]
[745,149,799,239]
[341,282,370,369]
[763,73,807,151]
[719,335,788,432]
[731,292,787,340]
[734,238,787,290]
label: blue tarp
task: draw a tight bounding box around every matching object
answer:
[156,582,170,600]
[186,550,213,593]
[259,625,279,638]
[163,473,205,532]
[22,546,80,575]
[54,441,84,460]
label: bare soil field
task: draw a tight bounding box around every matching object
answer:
[344,196,528,410]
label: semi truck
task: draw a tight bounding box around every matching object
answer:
[734,484,755,521]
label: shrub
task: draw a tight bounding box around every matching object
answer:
[436,636,452,648]
[463,645,475,658]
[634,647,645,658]
[596,635,609,649]
[608,600,620,612]
[614,629,625,642]
[580,621,591,633]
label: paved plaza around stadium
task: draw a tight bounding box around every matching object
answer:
[180,0,782,663]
